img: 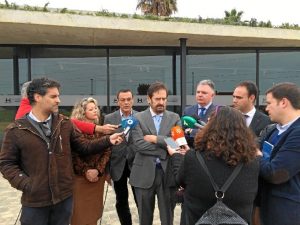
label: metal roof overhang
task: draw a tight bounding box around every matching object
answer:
[1,9,300,48]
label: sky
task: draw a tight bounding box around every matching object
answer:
[1,0,300,26]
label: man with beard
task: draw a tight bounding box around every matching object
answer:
[0,77,123,225]
[129,82,181,225]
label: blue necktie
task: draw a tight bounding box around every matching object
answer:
[153,115,162,133]
[153,115,162,166]
[199,107,206,118]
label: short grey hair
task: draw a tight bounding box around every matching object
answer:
[197,79,216,93]
[20,81,32,98]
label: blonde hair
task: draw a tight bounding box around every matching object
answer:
[71,97,100,124]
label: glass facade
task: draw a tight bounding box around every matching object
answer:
[187,50,256,94]
[259,51,300,93]
[31,48,107,95]
[1,46,300,145]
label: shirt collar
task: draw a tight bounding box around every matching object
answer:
[198,101,212,110]
[119,109,132,119]
[28,111,52,123]
[277,116,300,135]
[149,107,163,117]
[244,107,256,118]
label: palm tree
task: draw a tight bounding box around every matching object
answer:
[136,0,177,16]
[224,9,244,24]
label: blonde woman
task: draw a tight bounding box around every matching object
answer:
[70,97,111,225]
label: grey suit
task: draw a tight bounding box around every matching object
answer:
[129,108,181,225]
[104,110,138,181]
[104,109,138,225]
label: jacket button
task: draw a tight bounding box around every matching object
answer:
[49,152,52,155]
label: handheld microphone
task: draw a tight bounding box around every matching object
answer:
[171,126,187,146]
[181,116,205,129]
[121,116,138,136]
[191,114,207,127]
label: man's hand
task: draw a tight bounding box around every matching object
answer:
[109,132,124,145]
[85,169,99,183]
[179,144,190,155]
[166,145,179,156]
[95,124,118,134]
[144,135,157,144]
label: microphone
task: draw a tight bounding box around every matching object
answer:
[171,126,187,146]
[121,116,138,136]
[191,114,207,127]
[181,116,205,129]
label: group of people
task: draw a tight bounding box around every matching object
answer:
[0,77,299,225]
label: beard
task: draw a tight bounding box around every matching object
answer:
[154,105,165,114]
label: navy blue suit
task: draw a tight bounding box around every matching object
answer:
[259,118,300,225]
[183,104,216,147]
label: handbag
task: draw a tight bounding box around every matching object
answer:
[195,152,248,225]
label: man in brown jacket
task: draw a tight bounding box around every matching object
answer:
[0,77,123,225]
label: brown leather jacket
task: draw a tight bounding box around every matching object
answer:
[0,113,112,207]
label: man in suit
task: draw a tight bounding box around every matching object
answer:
[233,81,271,225]
[183,79,216,146]
[104,89,137,225]
[233,81,271,137]
[258,82,300,225]
[130,82,181,225]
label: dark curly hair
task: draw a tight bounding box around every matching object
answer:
[194,106,257,166]
[27,77,60,105]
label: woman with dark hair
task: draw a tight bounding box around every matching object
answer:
[168,106,259,225]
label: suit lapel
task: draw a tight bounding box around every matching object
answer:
[159,111,169,135]
[144,108,157,135]
[249,111,259,130]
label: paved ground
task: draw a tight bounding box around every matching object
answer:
[0,175,181,225]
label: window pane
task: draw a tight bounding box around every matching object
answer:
[0,47,14,94]
[0,47,15,146]
[31,48,107,95]
[260,51,300,93]
[109,49,179,112]
[187,50,256,94]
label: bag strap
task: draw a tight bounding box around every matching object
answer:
[196,151,243,196]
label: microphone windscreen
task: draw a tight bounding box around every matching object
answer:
[181,116,204,129]
[181,116,197,128]
[171,126,187,146]
[122,116,138,136]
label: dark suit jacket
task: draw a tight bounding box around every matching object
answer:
[129,108,181,189]
[183,103,216,147]
[249,110,271,137]
[259,118,300,225]
[183,103,216,123]
[104,110,138,182]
